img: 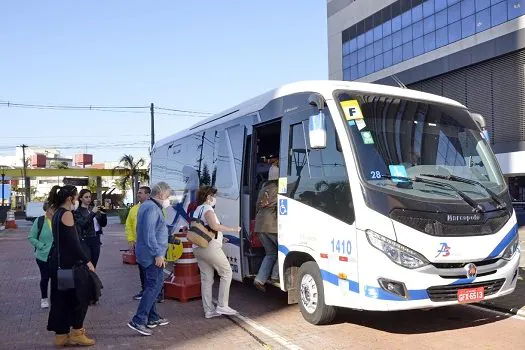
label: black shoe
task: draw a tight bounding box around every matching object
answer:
[127,321,153,336]
[157,296,165,303]
[147,318,170,329]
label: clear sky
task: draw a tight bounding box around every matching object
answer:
[0,1,328,164]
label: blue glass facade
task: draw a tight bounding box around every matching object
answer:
[342,0,525,81]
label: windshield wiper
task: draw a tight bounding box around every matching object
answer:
[420,174,506,210]
[381,175,485,213]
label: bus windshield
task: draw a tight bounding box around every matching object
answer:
[336,92,506,202]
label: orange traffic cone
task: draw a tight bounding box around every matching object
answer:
[5,210,17,229]
[164,228,201,302]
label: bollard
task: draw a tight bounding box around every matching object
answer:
[5,210,17,229]
[164,228,201,302]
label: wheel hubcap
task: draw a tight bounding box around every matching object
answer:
[300,273,318,314]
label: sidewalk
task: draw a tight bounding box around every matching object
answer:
[0,223,266,350]
[478,226,525,316]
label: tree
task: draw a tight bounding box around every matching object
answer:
[49,161,69,169]
[113,154,146,204]
[200,164,211,186]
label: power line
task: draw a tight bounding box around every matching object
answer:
[155,107,213,115]
[0,100,213,116]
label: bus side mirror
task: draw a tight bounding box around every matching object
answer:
[308,111,327,149]
[471,113,490,142]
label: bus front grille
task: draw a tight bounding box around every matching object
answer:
[426,279,505,302]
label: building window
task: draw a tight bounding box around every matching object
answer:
[384,49,393,67]
[374,40,383,56]
[375,54,384,71]
[448,20,462,42]
[393,30,403,47]
[436,9,448,28]
[358,47,366,63]
[374,25,383,41]
[436,26,449,47]
[424,0,436,17]
[462,0,476,18]
[392,15,402,32]
[424,31,437,52]
[462,14,476,37]
[383,19,392,36]
[413,20,424,38]
[414,36,425,56]
[436,0,448,12]
[403,41,414,60]
[448,3,461,23]
[424,14,436,33]
[358,62,366,78]
[508,0,525,20]
[476,0,491,11]
[350,65,358,80]
[366,58,375,75]
[476,8,491,32]
[383,35,393,51]
[403,25,413,43]
[393,46,403,64]
[491,1,508,26]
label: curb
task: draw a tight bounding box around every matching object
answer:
[476,302,525,317]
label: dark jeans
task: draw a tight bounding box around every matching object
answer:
[132,264,164,326]
[81,236,101,267]
[138,264,145,291]
[36,258,50,299]
[47,272,89,335]
[138,264,163,299]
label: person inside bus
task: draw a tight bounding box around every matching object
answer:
[253,164,279,292]
[192,185,241,318]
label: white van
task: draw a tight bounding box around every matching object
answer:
[26,202,46,222]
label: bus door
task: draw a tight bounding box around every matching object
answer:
[278,104,359,304]
[213,124,246,282]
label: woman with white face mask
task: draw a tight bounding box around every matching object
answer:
[192,185,241,319]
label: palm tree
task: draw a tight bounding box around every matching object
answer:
[113,155,147,204]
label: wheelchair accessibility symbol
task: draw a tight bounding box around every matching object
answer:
[279,199,288,216]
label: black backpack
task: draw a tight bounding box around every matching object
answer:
[34,216,45,251]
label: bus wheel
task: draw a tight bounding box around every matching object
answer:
[297,262,336,325]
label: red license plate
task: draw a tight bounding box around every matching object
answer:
[457,287,484,303]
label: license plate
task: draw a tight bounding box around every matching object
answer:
[457,287,484,303]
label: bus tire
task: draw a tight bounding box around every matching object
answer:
[297,261,336,325]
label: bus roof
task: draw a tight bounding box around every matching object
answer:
[154,80,466,149]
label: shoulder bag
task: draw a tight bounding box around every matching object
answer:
[54,210,75,291]
[187,207,216,248]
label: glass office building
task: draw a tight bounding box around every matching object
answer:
[328,0,525,201]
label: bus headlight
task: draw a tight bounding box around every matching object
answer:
[366,230,429,269]
[502,234,520,260]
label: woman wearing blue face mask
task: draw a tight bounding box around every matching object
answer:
[192,186,241,319]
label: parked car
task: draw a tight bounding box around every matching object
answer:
[25,202,45,222]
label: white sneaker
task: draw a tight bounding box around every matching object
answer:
[216,306,238,315]
[205,310,222,319]
[41,298,49,309]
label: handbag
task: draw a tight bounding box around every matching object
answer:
[187,207,216,248]
[54,209,75,291]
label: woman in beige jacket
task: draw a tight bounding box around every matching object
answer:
[253,164,279,292]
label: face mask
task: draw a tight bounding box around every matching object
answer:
[161,199,171,208]
[209,197,216,207]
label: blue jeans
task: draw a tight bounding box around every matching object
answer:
[255,233,279,284]
[132,263,164,326]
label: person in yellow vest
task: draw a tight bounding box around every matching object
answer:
[126,186,151,300]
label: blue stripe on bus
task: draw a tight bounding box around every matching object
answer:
[364,285,429,301]
[223,234,241,247]
[485,224,518,260]
[320,269,360,293]
[278,244,289,255]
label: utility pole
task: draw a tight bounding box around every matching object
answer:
[150,103,155,151]
[19,144,30,206]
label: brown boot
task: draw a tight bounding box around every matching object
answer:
[68,328,95,346]
[55,334,69,347]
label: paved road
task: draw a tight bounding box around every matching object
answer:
[1,223,524,350]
